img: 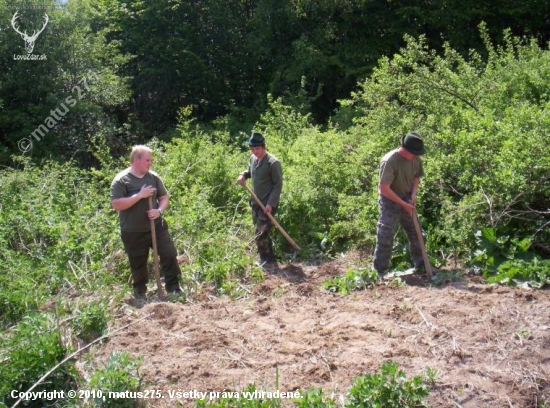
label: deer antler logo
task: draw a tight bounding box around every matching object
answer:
[11,11,49,54]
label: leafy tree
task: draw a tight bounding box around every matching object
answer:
[103,0,254,133]
[0,0,131,166]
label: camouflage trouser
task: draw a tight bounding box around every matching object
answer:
[373,196,425,274]
[251,203,276,263]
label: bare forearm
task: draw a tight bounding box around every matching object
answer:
[158,195,169,212]
[380,184,408,208]
[112,194,143,212]
[379,183,415,216]
[112,184,156,212]
[410,177,420,201]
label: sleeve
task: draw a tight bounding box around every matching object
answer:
[155,176,169,198]
[379,160,395,185]
[267,160,283,208]
[110,177,127,200]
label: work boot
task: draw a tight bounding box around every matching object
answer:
[262,261,278,273]
[414,265,437,275]
[256,256,277,273]
[166,285,182,295]
[414,265,426,275]
[133,287,147,299]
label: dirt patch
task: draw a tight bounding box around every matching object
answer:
[97,258,550,407]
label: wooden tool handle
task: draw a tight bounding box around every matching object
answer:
[243,184,300,251]
[412,210,433,279]
[148,196,166,298]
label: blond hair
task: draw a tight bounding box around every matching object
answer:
[130,145,152,163]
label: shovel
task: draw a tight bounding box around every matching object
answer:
[148,196,166,299]
[242,184,300,251]
[412,209,433,279]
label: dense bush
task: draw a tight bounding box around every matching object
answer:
[0,314,74,406]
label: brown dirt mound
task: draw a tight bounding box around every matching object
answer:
[96,258,550,407]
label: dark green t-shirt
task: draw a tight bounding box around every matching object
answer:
[379,149,424,199]
[110,168,168,232]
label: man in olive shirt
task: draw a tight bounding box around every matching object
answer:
[373,132,426,278]
[111,145,182,297]
[237,133,283,268]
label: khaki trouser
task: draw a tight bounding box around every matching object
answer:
[121,220,181,293]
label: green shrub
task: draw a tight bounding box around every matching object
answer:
[0,159,125,325]
[295,388,337,408]
[72,300,108,343]
[490,258,550,288]
[0,314,74,406]
[337,30,550,260]
[89,351,142,407]
[345,361,430,408]
[323,268,379,295]
[469,227,550,287]
[0,255,46,326]
[471,227,535,271]
[195,384,281,408]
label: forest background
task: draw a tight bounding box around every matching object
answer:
[1,0,550,406]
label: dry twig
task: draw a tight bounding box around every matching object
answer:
[415,304,435,329]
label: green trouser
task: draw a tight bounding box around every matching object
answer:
[373,196,424,274]
[251,203,276,263]
[121,220,181,293]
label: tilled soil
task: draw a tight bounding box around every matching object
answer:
[95,258,550,407]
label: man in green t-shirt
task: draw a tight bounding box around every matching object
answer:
[237,133,283,269]
[373,132,426,278]
[111,145,182,298]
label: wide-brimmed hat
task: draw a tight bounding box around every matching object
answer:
[247,132,265,147]
[401,132,426,155]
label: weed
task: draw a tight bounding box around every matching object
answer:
[273,287,288,298]
[72,300,108,343]
[323,268,378,295]
[0,313,74,406]
[345,361,430,408]
[430,269,464,287]
[399,303,412,312]
[470,228,550,287]
[387,278,405,287]
[295,388,337,407]
[220,279,246,299]
[89,351,142,407]
[423,367,440,386]
[515,327,531,340]
[490,258,550,288]
[195,384,282,407]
